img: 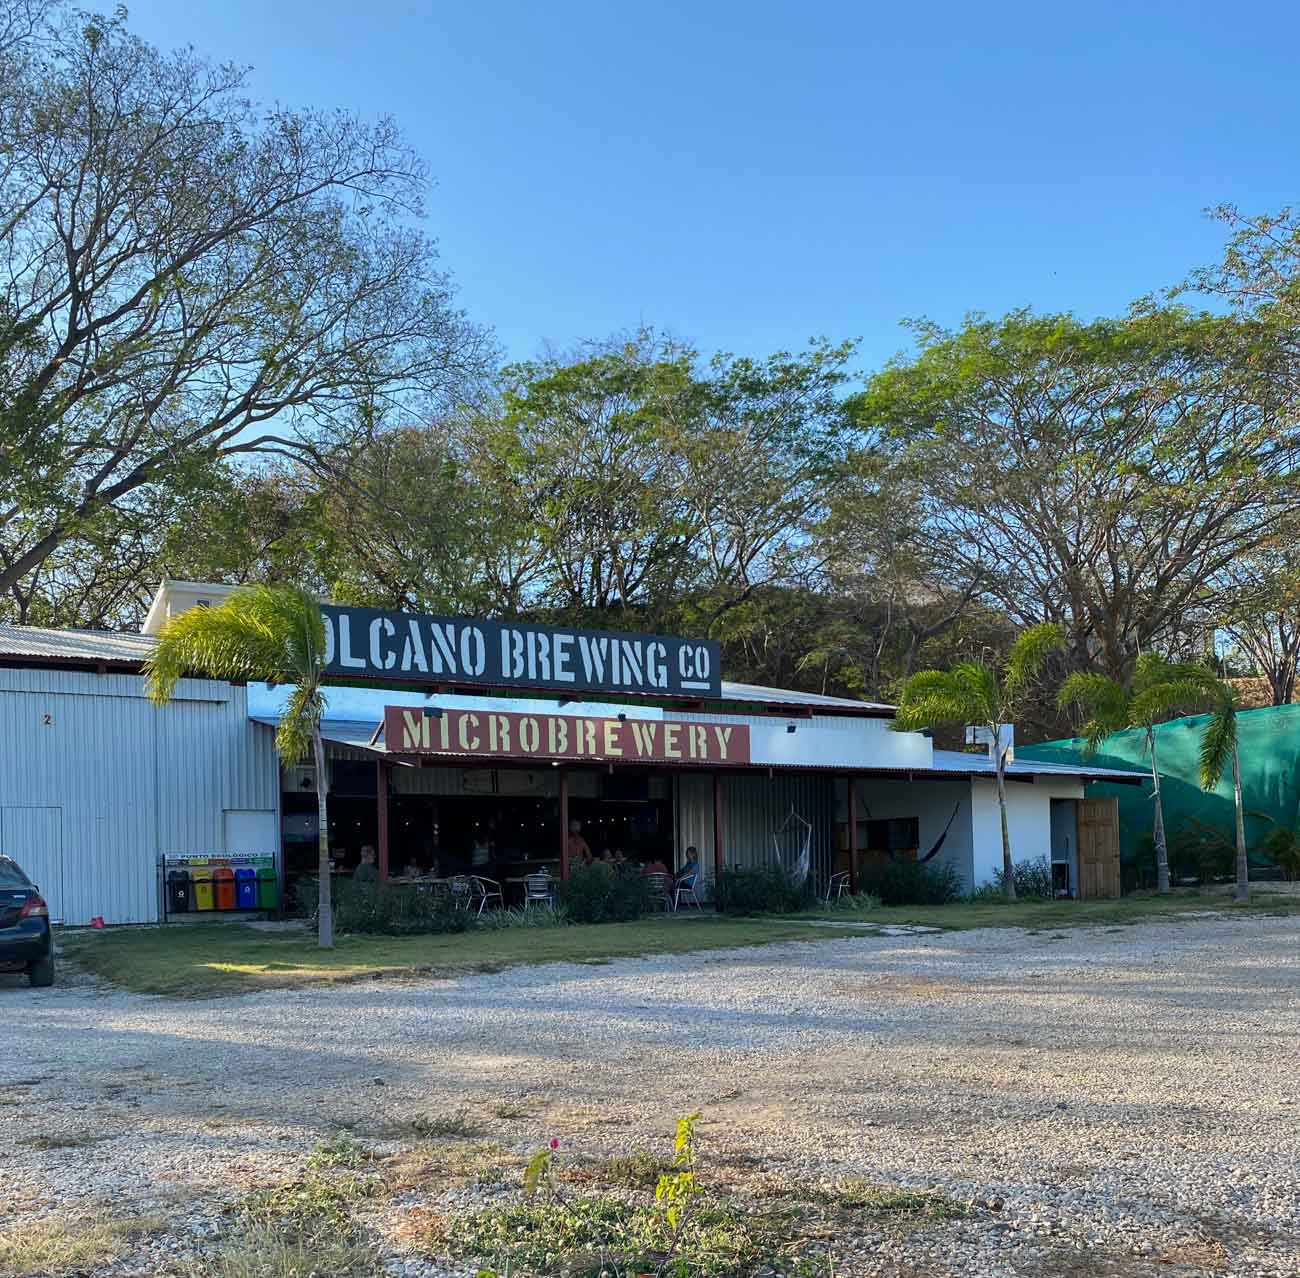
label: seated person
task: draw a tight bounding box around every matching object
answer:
[470,836,491,870]
[610,847,629,871]
[401,857,423,879]
[353,845,379,883]
[676,846,701,887]
[642,855,670,876]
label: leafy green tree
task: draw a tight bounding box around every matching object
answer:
[1199,682,1249,903]
[1057,653,1221,894]
[0,2,485,606]
[894,624,1064,899]
[854,308,1291,688]
[144,586,336,947]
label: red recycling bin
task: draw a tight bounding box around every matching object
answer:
[213,866,237,910]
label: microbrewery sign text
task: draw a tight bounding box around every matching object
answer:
[322,605,721,699]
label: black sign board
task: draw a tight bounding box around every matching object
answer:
[321,605,721,699]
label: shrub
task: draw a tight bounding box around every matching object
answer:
[476,904,571,930]
[714,864,808,915]
[324,879,474,936]
[1260,826,1300,880]
[993,855,1054,900]
[557,866,653,924]
[859,859,962,906]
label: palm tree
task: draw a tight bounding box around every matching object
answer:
[1057,653,1220,895]
[144,585,336,947]
[894,624,1064,900]
[1199,681,1249,903]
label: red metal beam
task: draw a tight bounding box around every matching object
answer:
[376,760,390,882]
[712,771,725,896]
[559,766,570,881]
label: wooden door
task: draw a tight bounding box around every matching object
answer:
[1076,798,1121,899]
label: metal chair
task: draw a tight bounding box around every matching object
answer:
[523,871,555,908]
[449,875,476,910]
[826,871,851,902]
[470,875,504,916]
[673,874,703,911]
[645,871,675,912]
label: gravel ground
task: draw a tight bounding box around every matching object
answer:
[2,913,1298,1277]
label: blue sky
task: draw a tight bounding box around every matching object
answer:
[124,0,1300,374]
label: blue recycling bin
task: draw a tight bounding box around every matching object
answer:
[235,866,258,909]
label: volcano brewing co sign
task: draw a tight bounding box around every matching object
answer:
[322,605,720,699]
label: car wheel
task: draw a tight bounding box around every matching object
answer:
[27,956,55,987]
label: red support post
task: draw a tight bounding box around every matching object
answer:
[712,771,725,894]
[559,767,570,880]
[847,775,859,895]
[376,759,390,883]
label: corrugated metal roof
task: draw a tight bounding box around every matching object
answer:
[716,680,892,714]
[0,623,156,665]
[929,749,1149,783]
[250,716,386,755]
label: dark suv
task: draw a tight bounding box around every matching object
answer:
[0,855,54,987]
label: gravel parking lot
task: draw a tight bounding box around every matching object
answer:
[2,913,1298,1277]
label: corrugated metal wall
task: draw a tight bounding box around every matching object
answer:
[674,771,837,896]
[0,669,278,925]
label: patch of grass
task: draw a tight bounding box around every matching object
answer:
[792,889,1300,931]
[186,1220,381,1278]
[18,1132,108,1151]
[430,1195,777,1278]
[0,1212,164,1278]
[567,1148,669,1190]
[382,1109,484,1141]
[490,1102,533,1120]
[305,1136,372,1170]
[380,1140,508,1193]
[60,917,864,997]
[811,1179,972,1223]
[200,1172,380,1278]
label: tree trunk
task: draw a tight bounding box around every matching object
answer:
[1148,728,1171,894]
[1232,743,1249,904]
[313,725,334,949]
[995,733,1016,900]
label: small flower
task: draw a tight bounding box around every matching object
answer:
[549,1138,560,1150]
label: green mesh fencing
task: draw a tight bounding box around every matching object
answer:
[1018,704,1300,884]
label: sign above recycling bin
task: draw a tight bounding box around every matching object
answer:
[162,853,279,917]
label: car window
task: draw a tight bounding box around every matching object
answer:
[0,858,32,889]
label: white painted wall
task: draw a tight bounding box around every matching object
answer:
[970,779,1085,887]
[850,778,975,890]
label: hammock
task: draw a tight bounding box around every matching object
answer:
[919,803,962,863]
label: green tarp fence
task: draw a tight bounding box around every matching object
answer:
[1018,703,1300,876]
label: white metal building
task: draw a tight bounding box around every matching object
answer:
[0,582,1145,924]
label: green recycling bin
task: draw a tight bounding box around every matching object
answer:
[256,864,279,910]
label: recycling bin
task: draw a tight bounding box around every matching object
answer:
[191,867,215,911]
[213,866,236,910]
[235,866,258,909]
[166,867,193,915]
[256,864,279,910]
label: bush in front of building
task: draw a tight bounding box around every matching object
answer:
[993,855,1054,900]
[557,866,653,924]
[295,878,475,935]
[859,859,962,907]
[713,865,808,915]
